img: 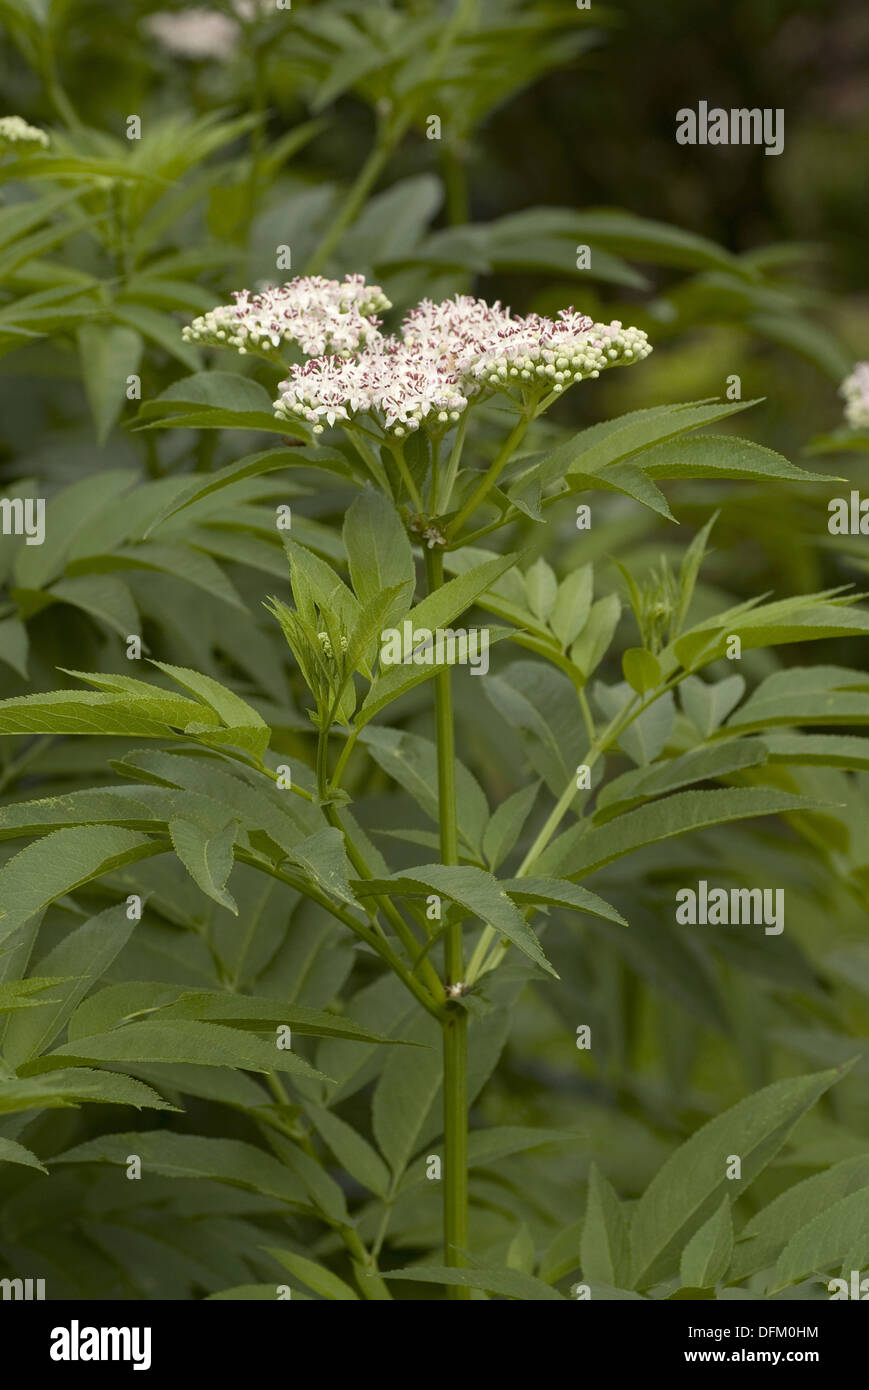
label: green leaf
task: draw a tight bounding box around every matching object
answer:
[76,323,143,444]
[731,1156,869,1281]
[0,1137,48,1174]
[360,726,489,856]
[169,817,238,914]
[538,788,823,879]
[679,1198,733,1288]
[0,1069,173,1117]
[151,992,407,1046]
[772,1187,869,1292]
[264,1247,359,1301]
[629,1067,843,1288]
[357,554,517,726]
[3,904,134,1067]
[42,574,139,638]
[507,1223,536,1274]
[680,674,746,737]
[384,1265,566,1300]
[353,864,557,976]
[134,370,296,433]
[0,826,160,946]
[0,614,28,677]
[53,1132,313,1209]
[151,661,270,759]
[725,665,869,733]
[499,876,626,926]
[581,1163,631,1285]
[343,488,415,622]
[569,594,620,682]
[143,447,350,535]
[637,434,828,482]
[537,399,756,484]
[482,781,540,870]
[594,739,767,818]
[622,647,661,695]
[764,732,869,771]
[35,1018,328,1083]
[525,557,557,621]
[302,1102,391,1198]
[550,566,593,649]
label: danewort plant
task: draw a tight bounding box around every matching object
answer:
[2,271,869,1300]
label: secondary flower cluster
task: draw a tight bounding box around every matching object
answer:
[182,274,390,357]
[144,1,272,60]
[0,117,50,150]
[269,285,651,436]
[841,363,869,430]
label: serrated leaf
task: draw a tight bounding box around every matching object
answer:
[538,788,824,880]
[0,1137,48,1173]
[581,1164,630,1285]
[629,1067,843,1288]
[0,1069,173,1117]
[353,864,557,976]
[35,1018,328,1083]
[679,1198,733,1288]
[169,817,238,914]
[52,1132,313,1209]
[265,1247,359,1300]
[0,826,160,946]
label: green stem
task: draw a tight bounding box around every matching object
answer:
[436,413,469,514]
[339,1225,393,1301]
[445,413,531,541]
[342,425,392,494]
[429,434,440,515]
[442,1004,468,1289]
[305,120,403,276]
[425,546,469,1298]
[319,725,445,1005]
[389,439,424,511]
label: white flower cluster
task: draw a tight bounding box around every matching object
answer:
[0,116,50,150]
[271,289,651,436]
[144,10,240,61]
[182,274,391,357]
[144,1,272,61]
[840,363,869,430]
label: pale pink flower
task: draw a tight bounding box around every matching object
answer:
[273,290,651,435]
[183,274,391,356]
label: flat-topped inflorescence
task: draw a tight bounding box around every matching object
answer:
[182,274,391,357]
[0,116,50,150]
[266,287,651,437]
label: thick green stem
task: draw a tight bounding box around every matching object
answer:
[425,547,470,1298]
[442,1004,468,1288]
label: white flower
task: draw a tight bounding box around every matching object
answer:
[841,363,869,430]
[144,10,241,61]
[272,289,651,437]
[183,274,391,357]
[0,116,50,150]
